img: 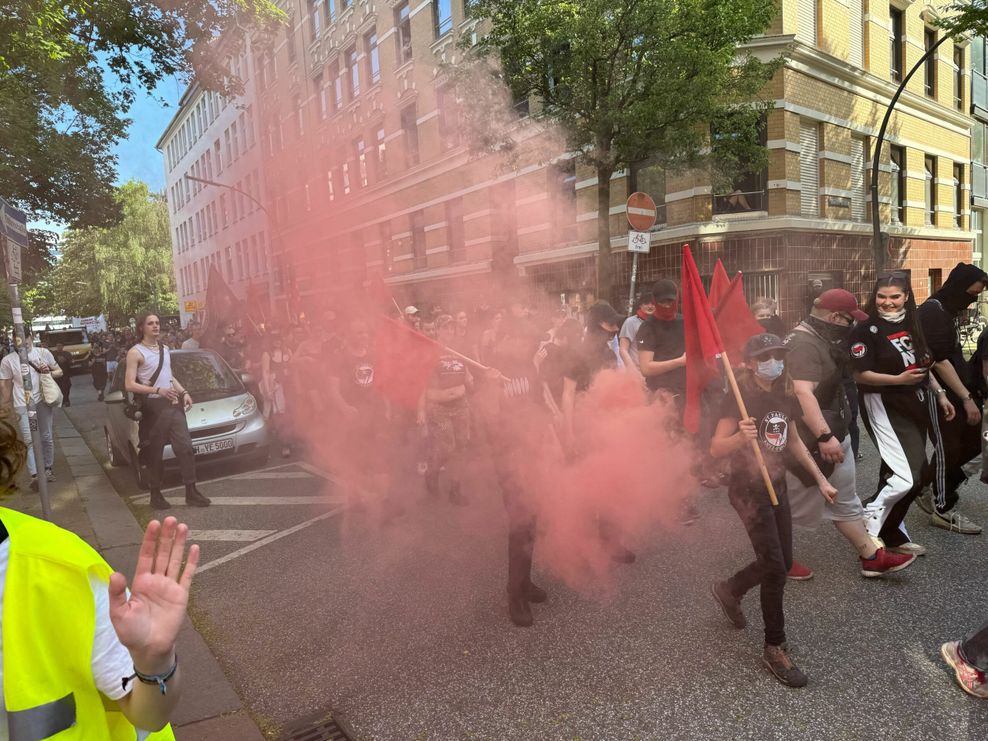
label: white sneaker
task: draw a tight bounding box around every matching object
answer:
[888,542,927,556]
[930,509,982,535]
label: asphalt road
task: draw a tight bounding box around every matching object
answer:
[65,375,988,740]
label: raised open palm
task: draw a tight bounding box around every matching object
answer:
[108,517,200,668]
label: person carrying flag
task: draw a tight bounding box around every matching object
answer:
[709,334,837,687]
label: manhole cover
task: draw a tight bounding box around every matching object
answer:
[280,711,353,741]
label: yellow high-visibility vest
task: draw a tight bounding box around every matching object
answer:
[1,507,175,740]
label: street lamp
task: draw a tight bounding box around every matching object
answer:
[870,32,954,274]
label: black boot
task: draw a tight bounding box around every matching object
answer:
[524,581,548,603]
[149,489,171,509]
[610,544,637,564]
[185,485,211,507]
[508,593,533,627]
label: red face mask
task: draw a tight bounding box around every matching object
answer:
[636,306,653,320]
[653,302,678,321]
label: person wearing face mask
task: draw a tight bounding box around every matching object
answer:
[784,290,916,579]
[618,292,655,378]
[850,272,955,552]
[709,334,837,688]
[751,298,787,338]
[584,301,624,375]
[915,262,988,534]
[636,280,686,404]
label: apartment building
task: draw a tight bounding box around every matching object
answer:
[251,0,974,322]
[971,37,988,270]
[156,37,273,328]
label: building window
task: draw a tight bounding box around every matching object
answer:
[395,2,412,65]
[549,159,577,243]
[629,158,666,224]
[401,105,419,167]
[955,46,965,111]
[925,155,937,225]
[890,7,904,82]
[341,0,351,8]
[294,94,304,136]
[329,60,343,112]
[436,84,461,148]
[246,106,255,148]
[286,22,297,65]
[954,163,964,228]
[353,137,368,188]
[799,120,820,217]
[924,28,938,98]
[375,126,387,178]
[315,74,327,119]
[223,130,232,167]
[345,45,359,98]
[850,136,866,222]
[434,0,453,38]
[365,31,380,85]
[326,0,335,23]
[220,194,229,228]
[411,211,426,269]
[340,146,352,195]
[446,198,465,263]
[797,0,817,45]
[325,158,336,202]
[890,145,905,224]
[310,0,323,39]
[379,221,392,271]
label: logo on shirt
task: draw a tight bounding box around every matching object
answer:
[439,358,465,374]
[354,363,374,387]
[850,342,867,358]
[759,411,790,452]
[886,331,916,368]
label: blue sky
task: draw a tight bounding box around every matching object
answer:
[115,76,183,191]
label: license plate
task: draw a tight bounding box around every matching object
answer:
[193,438,235,456]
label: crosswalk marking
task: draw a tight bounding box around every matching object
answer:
[130,495,337,506]
[230,472,315,480]
[188,529,276,542]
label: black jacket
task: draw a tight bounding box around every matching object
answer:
[918,262,988,389]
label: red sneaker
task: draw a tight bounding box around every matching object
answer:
[941,641,988,698]
[860,547,916,578]
[787,561,813,581]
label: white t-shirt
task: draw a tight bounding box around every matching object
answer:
[619,315,645,369]
[0,538,147,738]
[180,338,199,350]
[0,348,59,409]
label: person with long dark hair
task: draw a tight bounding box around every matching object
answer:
[849,272,953,552]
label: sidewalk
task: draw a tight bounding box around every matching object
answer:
[4,408,266,741]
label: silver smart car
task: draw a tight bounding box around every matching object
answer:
[104,348,268,487]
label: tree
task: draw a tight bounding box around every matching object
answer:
[939,1,988,37]
[50,181,177,324]
[0,0,284,227]
[464,0,780,297]
[0,227,58,323]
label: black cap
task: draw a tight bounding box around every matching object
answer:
[651,279,678,302]
[588,301,624,328]
[743,333,789,359]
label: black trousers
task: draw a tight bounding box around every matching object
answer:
[924,390,982,513]
[488,422,538,598]
[56,375,71,404]
[138,398,197,489]
[843,377,861,458]
[961,622,988,672]
[726,482,792,647]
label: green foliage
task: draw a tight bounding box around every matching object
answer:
[462,0,782,292]
[49,181,178,324]
[0,0,285,227]
[0,227,58,323]
[939,1,988,38]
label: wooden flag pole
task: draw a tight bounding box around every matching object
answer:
[719,351,780,507]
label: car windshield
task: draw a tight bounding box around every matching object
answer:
[44,330,86,345]
[171,352,244,401]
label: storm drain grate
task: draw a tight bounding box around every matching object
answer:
[280,711,353,741]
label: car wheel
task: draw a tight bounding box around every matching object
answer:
[130,444,150,490]
[106,427,127,468]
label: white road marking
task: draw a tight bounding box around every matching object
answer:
[131,495,338,506]
[229,471,315,480]
[189,529,276,542]
[294,461,336,481]
[158,462,322,493]
[195,507,345,574]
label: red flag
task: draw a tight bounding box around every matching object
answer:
[708,259,731,308]
[202,265,243,345]
[373,317,443,409]
[681,245,724,434]
[714,272,764,362]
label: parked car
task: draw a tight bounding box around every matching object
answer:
[104,348,268,487]
[38,327,92,372]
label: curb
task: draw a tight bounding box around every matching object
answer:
[51,409,268,740]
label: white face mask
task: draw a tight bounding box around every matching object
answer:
[756,358,785,381]
[878,307,907,323]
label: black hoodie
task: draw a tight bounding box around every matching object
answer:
[918,262,988,387]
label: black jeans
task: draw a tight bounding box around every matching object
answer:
[843,378,861,458]
[960,622,988,673]
[488,421,538,598]
[924,390,982,513]
[726,483,793,647]
[56,375,71,404]
[138,398,197,489]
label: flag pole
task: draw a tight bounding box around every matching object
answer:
[719,351,780,507]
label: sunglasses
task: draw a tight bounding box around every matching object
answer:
[877,270,909,282]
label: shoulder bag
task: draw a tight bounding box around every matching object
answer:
[27,357,63,407]
[125,345,164,421]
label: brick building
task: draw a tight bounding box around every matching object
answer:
[213,0,976,324]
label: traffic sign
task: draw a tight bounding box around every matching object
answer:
[0,198,27,283]
[626,192,657,232]
[628,231,651,254]
[184,300,201,313]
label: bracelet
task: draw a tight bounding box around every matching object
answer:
[935,388,946,395]
[122,655,178,695]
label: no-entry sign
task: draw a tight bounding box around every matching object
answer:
[626,192,657,232]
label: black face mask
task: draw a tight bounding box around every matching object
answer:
[805,315,851,344]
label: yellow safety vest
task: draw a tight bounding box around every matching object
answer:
[1,507,175,740]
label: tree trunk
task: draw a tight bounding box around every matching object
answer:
[596,165,614,304]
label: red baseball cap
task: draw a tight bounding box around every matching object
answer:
[816,289,868,321]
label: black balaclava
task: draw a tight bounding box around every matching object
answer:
[932,263,988,315]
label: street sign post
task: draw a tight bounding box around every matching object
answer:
[626,192,657,313]
[0,198,51,519]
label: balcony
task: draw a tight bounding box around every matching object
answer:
[712,189,767,220]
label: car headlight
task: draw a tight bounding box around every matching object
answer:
[232,394,257,418]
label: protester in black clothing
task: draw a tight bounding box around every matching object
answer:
[486,317,549,627]
[217,324,245,370]
[916,262,988,534]
[91,341,109,401]
[583,301,623,375]
[53,343,73,406]
[710,334,836,688]
[751,297,787,338]
[850,272,954,550]
[636,280,686,403]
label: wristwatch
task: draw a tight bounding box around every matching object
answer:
[816,432,835,443]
